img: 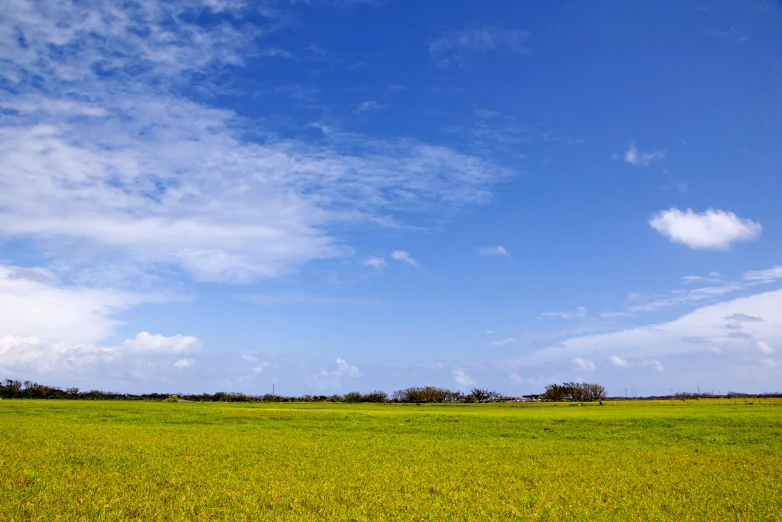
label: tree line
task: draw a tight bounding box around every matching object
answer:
[0,380,504,403]
[5,378,776,403]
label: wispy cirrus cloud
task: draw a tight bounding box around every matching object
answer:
[477,245,510,257]
[510,289,782,378]
[356,100,385,112]
[0,0,511,285]
[391,251,419,267]
[236,292,383,306]
[541,307,588,319]
[362,256,386,268]
[743,266,782,284]
[599,264,782,319]
[429,26,531,67]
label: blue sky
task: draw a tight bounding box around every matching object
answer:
[1,0,781,396]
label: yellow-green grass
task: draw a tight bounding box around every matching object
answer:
[1,401,781,521]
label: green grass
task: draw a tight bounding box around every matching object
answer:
[1,401,781,521]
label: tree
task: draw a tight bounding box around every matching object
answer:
[344,391,364,403]
[542,382,605,402]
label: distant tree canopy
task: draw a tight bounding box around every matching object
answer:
[2,378,780,403]
[0,379,506,404]
[542,382,606,402]
[391,386,501,404]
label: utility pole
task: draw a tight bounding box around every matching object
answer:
[697,385,700,404]
[625,388,628,401]
[272,383,275,397]
[671,389,674,406]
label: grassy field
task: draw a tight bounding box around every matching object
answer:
[1,401,781,521]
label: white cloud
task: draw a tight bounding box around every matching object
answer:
[760,358,776,368]
[174,358,194,369]
[391,251,418,267]
[242,354,259,363]
[541,306,587,319]
[511,290,782,372]
[681,274,723,285]
[649,208,761,250]
[452,368,476,387]
[0,1,510,284]
[610,356,629,368]
[492,337,518,346]
[356,100,384,112]
[0,264,144,345]
[123,332,201,355]
[624,142,665,166]
[571,358,596,372]
[756,341,775,354]
[237,292,381,306]
[363,256,386,268]
[335,358,359,377]
[429,27,531,67]
[477,245,509,256]
[0,332,200,378]
[743,266,782,284]
[305,358,359,389]
[251,362,271,374]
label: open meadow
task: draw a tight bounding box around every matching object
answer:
[1,400,781,521]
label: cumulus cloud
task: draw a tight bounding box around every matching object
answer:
[610,356,629,368]
[391,251,418,267]
[756,341,775,354]
[477,245,510,256]
[624,142,665,166]
[0,332,200,378]
[251,362,271,374]
[452,368,476,387]
[122,332,201,354]
[174,358,194,369]
[571,358,596,372]
[305,358,359,388]
[363,256,386,268]
[0,264,145,345]
[0,262,197,382]
[649,208,761,250]
[492,337,518,346]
